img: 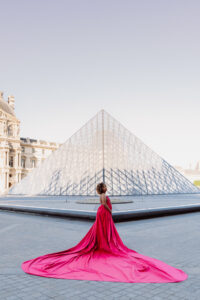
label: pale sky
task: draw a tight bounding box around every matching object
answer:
[0,0,199,169]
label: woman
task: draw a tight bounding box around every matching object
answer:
[21,182,188,283]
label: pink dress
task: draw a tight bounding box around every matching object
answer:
[21,195,188,282]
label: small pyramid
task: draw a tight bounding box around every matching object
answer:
[8,109,200,196]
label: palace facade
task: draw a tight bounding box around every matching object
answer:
[0,91,61,195]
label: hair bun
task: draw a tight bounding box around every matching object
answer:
[96,182,106,194]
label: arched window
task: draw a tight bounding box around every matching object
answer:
[31,159,36,168]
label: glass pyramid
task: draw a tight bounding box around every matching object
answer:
[8,109,200,196]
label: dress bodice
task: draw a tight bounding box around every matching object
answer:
[106,195,112,210]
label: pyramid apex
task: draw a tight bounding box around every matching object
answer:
[96,109,106,117]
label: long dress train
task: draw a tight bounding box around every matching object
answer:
[21,196,188,283]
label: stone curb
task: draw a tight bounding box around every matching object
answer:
[0,203,200,222]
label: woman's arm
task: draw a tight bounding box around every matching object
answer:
[101,194,112,214]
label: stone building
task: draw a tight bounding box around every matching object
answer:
[0,91,61,195]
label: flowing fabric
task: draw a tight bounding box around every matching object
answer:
[21,196,188,283]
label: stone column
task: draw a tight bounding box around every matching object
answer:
[5,172,8,189]
[3,150,8,167]
[14,150,18,169]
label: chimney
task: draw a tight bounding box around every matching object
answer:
[8,95,15,110]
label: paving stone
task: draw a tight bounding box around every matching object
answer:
[0,210,200,299]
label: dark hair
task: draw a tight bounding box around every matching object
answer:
[96,182,106,195]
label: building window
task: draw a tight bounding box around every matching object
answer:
[21,158,25,168]
[22,146,25,152]
[9,156,14,167]
[31,159,36,168]
[32,148,35,153]
[42,149,45,155]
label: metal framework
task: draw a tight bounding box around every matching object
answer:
[8,109,200,196]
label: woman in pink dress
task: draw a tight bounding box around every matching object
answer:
[21,182,188,283]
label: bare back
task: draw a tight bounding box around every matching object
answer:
[100,193,107,205]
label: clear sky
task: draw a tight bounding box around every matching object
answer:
[0,0,199,169]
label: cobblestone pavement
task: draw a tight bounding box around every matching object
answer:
[0,210,200,300]
[1,193,200,212]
